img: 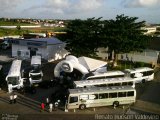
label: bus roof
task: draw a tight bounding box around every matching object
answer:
[69,86,135,95]
[87,71,125,79]
[74,77,134,87]
[31,56,41,65]
[125,67,153,73]
[7,60,22,77]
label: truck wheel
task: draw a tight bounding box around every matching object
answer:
[79,104,86,110]
[113,101,119,107]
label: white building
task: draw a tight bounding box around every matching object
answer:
[11,37,68,61]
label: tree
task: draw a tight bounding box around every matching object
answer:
[16,25,21,30]
[65,18,104,57]
[103,14,150,61]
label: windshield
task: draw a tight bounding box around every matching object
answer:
[7,77,19,85]
[30,74,42,80]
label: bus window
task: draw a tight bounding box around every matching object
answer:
[130,73,135,78]
[109,93,117,98]
[100,84,107,87]
[127,91,134,96]
[80,95,88,100]
[114,83,121,86]
[122,82,127,86]
[118,92,126,97]
[99,93,108,99]
[89,94,98,99]
[69,96,78,103]
[108,84,114,87]
[144,70,153,76]
[99,93,106,99]
[128,82,133,86]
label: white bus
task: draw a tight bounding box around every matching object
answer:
[124,67,154,83]
[6,60,24,92]
[73,77,135,88]
[86,71,125,80]
[29,56,43,85]
[66,86,136,110]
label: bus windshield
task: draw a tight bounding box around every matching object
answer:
[7,77,19,85]
[30,74,42,80]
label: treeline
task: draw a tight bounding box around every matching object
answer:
[61,14,151,61]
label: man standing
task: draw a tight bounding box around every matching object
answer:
[49,103,53,112]
[13,94,17,104]
[9,95,13,104]
[41,103,45,112]
[46,98,49,106]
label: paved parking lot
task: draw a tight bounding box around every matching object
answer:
[0,48,160,120]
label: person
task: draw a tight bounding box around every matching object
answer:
[13,94,17,104]
[46,98,49,106]
[49,103,53,112]
[54,101,58,111]
[9,95,13,104]
[41,103,45,112]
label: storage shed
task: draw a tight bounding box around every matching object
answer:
[11,37,68,61]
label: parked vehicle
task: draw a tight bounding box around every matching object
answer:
[6,60,25,92]
[85,71,125,80]
[66,86,136,110]
[124,67,154,83]
[74,77,135,88]
[29,56,43,85]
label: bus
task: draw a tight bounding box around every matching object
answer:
[66,86,136,110]
[6,60,24,92]
[86,71,125,80]
[124,67,154,83]
[29,56,43,85]
[73,77,135,88]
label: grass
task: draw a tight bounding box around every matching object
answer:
[0,27,66,37]
[108,60,152,71]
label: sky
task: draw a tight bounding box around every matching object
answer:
[0,0,160,23]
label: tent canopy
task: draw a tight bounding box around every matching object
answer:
[78,57,107,72]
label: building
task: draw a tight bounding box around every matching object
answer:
[10,37,68,61]
[142,26,157,35]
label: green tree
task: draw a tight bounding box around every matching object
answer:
[65,18,104,57]
[16,25,21,30]
[103,14,150,61]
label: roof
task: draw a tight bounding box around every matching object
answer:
[78,57,107,71]
[87,70,125,79]
[26,37,64,45]
[74,77,134,87]
[69,86,135,95]
[7,60,22,77]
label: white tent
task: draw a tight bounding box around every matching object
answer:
[78,56,107,72]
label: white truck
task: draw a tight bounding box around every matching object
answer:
[6,60,24,93]
[29,56,43,85]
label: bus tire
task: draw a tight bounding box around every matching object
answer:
[142,79,145,83]
[79,104,86,110]
[113,101,119,107]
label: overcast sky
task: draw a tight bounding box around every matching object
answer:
[0,0,160,23]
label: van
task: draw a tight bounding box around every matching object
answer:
[124,67,154,83]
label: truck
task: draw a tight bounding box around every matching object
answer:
[29,56,43,85]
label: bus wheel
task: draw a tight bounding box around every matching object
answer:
[113,101,119,107]
[79,104,86,110]
[142,79,145,83]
